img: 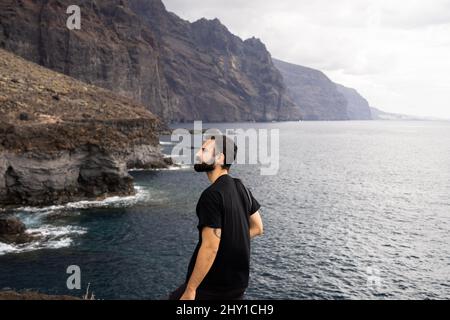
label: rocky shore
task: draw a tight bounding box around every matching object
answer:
[0,48,169,207]
[0,290,80,300]
[0,217,37,244]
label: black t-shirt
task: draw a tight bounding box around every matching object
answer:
[185,174,261,291]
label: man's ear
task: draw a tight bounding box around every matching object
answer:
[216,152,225,166]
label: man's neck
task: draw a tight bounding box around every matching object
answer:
[207,169,229,184]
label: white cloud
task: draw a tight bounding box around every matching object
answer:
[163,0,450,118]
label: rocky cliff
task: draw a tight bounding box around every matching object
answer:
[274,58,375,120]
[369,107,429,121]
[335,84,372,120]
[0,0,301,122]
[129,0,301,121]
[0,48,167,206]
[273,58,349,120]
[0,0,176,120]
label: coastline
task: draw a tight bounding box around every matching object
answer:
[0,290,81,300]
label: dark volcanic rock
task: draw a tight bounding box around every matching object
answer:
[273,58,349,120]
[0,48,167,206]
[132,0,301,122]
[0,217,36,244]
[0,217,25,235]
[0,0,301,122]
[0,290,80,300]
[335,84,372,120]
[0,0,174,120]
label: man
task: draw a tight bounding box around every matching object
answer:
[168,135,263,300]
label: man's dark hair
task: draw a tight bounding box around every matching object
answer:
[211,135,238,170]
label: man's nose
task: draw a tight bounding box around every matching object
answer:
[195,150,202,161]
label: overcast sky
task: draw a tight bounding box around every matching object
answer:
[163,0,450,119]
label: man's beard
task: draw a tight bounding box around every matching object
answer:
[194,162,215,172]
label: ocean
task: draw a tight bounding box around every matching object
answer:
[0,121,449,299]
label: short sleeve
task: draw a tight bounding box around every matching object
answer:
[248,189,261,215]
[196,190,223,229]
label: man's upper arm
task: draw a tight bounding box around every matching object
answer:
[201,227,221,251]
[249,211,263,231]
[197,190,222,251]
[248,189,261,215]
[197,190,223,229]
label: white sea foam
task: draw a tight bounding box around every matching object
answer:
[145,165,192,171]
[0,225,87,256]
[0,238,73,255]
[0,187,150,256]
[26,225,87,238]
[14,186,147,215]
[0,242,17,255]
[129,164,191,172]
[159,141,176,145]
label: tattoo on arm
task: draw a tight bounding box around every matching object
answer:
[213,228,221,239]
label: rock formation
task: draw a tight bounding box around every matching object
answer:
[0,217,35,244]
[0,290,80,300]
[369,107,430,121]
[0,0,174,120]
[0,0,301,122]
[335,84,372,120]
[274,58,375,120]
[0,48,167,206]
[273,58,349,120]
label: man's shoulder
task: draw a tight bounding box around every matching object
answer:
[197,188,223,213]
[200,185,222,200]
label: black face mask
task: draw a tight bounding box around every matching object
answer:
[194,162,215,172]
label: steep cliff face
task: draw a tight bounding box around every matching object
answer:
[0,0,301,122]
[335,84,372,120]
[0,48,166,206]
[369,107,426,120]
[129,0,301,122]
[273,58,349,120]
[0,0,175,120]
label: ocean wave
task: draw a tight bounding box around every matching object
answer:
[27,225,87,238]
[0,225,87,256]
[153,164,192,171]
[129,164,192,172]
[159,141,176,145]
[14,186,147,215]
